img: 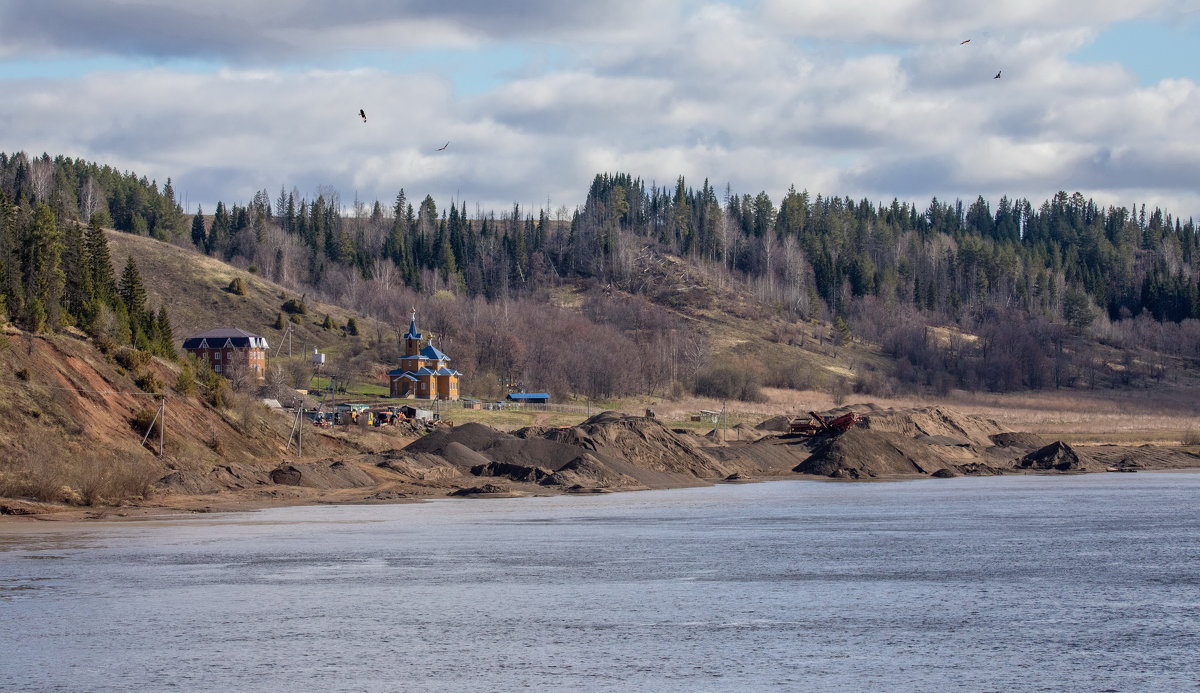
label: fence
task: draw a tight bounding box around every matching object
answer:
[461,401,598,415]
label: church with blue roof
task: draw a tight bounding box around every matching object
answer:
[387,309,462,400]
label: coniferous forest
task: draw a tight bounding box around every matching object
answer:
[3,151,1199,400]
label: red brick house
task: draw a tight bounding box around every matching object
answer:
[182,328,270,378]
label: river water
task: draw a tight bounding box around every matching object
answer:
[2,473,1199,692]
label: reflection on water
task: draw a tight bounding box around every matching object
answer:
[2,474,1199,692]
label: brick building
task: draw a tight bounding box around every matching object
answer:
[182,328,270,378]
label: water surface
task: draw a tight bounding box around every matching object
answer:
[2,474,1199,691]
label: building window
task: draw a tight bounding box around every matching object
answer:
[214,365,222,373]
[213,352,221,360]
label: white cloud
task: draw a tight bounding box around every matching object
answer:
[759,0,1172,43]
[1,0,1198,219]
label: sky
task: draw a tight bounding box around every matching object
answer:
[2,0,1199,220]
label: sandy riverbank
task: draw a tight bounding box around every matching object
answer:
[4,405,1199,523]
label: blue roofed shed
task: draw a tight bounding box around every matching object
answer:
[506,392,550,404]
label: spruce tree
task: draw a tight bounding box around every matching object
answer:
[154,305,176,358]
[22,203,65,330]
[191,206,206,249]
[119,255,147,324]
[85,212,117,301]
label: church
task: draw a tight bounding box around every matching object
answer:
[387,310,462,400]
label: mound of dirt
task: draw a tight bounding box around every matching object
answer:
[374,452,463,483]
[449,483,510,496]
[1086,445,1200,471]
[541,453,643,489]
[405,422,510,456]
[780,406,1025,479]
[989,432,1049,449]
[439,441,493,468]
[157,463,271,494]
[543,411,732,479]
[269,460,377,488]
[860,406,1007,448]
[755,415,793,432]
[1017,442,1093,472]
[794,428,946,478]
[471,461,551,483]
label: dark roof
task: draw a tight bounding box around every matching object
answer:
[387,369,418,380]
[414,367,439,376]
[507,393,550,401]
[403,313,422,340]
[420,343,450,361]
[182,328,269,350]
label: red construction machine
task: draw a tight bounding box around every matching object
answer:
[789,410,861,436]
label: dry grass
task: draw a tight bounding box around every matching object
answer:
[601,384,1200,445]
[0,439,159,506]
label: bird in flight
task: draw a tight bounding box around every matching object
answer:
[960,39,971,45]
[359,109,367,122]
[436,142,449,151]
[994,71,1001,79]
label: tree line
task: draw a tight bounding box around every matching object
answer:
[0,153,177,358]
[6,149,1199,397]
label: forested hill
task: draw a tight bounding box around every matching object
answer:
[3,151,1199,398]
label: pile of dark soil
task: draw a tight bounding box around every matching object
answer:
[793,428,945,478]
[268,460,377,488]
[1017,441,1095,472]
[544,411,732,478]
[157,463,271,494]
[398,411,731,490]
[540,453,643,489]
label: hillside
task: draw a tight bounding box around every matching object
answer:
[105,231,389,363]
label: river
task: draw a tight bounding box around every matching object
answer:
[2,473,1199,692]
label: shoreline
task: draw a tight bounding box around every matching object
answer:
[6,466,1200,525]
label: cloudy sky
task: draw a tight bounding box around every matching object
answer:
[2,0,1199,219]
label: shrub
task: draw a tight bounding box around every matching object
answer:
[134,372,164,394]
[226,277,247,295]
[131,407,162,438]
[693,366,767,402]
[282,298,307,315]
[175,363,197,395]
[114,347,152,371]
[1183,430,1200,446]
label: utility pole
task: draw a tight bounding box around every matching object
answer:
[141,394,166,457]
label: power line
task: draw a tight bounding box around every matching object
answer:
[4,377,165,397]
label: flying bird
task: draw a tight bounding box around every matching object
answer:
[436,142,449,151]
[960,39,971,44]
[994,71,1001,79]
[359,109,367,122]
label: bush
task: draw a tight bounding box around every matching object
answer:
[114,347,152,371]
[226,277,247,295]
[282,298,307,315]
[175,363,197,395]
[134,372,164,394]
[131,407,162,438]
[693,366,767,402]
[1183,430,1200,446]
